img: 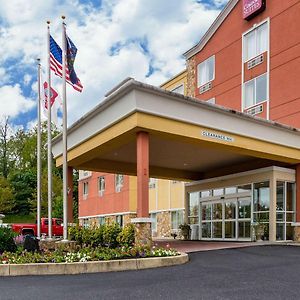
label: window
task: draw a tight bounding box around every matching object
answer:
[244,22,268,62]
[253,181,270,240]
[116,215,123,227]
[276,181,295,241]
[149,178,156,189]
[98,176,105,196]
[171,210,184,230]
[83,182,88,198]
[244,73,267,108]
[150,213,157,232]
[98,216,105,226]
[171,84,184,95]
[83,218,89,228]
[115,174,124,192]
[188,192,199,225]
[197,56,215,87]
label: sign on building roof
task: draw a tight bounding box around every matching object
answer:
[243,0,266,20]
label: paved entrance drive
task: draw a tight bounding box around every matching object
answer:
[1,246,300,300]
[155,239,256,253]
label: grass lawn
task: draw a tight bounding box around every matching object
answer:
[3,214,36,224]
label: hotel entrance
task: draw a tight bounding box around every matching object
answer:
[195,185,252,241]
[200,196,251,241]
[186,167,296,242]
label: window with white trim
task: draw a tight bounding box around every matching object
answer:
[98,176,105,196]
[150,213,157,232]
[197,56,215,87]
[244,22,268,62]
[171,84,184,95]
[171,210,184,230]
[115,174,124,192]
[244,73,267,109]
[83,182,88,198]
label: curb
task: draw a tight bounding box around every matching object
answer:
[0,253,188,276]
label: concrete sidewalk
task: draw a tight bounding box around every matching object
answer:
[154,239,266,253]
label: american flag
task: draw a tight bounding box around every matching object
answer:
[50,35,83,92]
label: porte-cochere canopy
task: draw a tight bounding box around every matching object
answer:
[52,79,300,181]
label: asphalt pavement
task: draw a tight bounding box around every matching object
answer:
[1,245,300,300]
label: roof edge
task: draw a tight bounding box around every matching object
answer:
[52,77,300,147]
[183,0,239,60]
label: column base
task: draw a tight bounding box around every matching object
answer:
[293,224,300,242]
[131,218,152,248]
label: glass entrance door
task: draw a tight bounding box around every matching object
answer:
[200,197,251,241]
[224,200,237,239]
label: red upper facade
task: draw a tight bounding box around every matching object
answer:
[186,0,300,128]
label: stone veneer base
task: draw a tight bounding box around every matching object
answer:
[294,226,300,242]
[0,253,188,277]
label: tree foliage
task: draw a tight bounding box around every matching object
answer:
[0,176,15,214]
[0,119,78,219]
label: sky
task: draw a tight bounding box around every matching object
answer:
[0,0,228,131]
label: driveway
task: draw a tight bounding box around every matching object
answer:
[1,246,300,300]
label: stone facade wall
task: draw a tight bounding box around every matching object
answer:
[123,214,137,226]
[157,211,171,238]
[105,215,116,225]
[294,226,300,242]
[134,222,152,247]
[186,57,196,98]
[80,214,138,227]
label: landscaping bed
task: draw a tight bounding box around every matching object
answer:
[0,223,179,265]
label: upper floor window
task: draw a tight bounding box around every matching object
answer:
[197,55,215,87]
[115,174,124,192]
[171,84,184,95]
[98,176,105,196]
[244,21,268,62]
[244,73,267,108]
[83,182,88,198]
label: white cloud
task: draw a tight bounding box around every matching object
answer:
[0,67,10,85]
[23,74,32,86]
[0,84,35,118]
[0,0,223,126]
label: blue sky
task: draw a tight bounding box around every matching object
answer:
[0,0,227,130]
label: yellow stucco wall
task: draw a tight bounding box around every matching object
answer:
[160,70,187,94]
[128,176,137,212]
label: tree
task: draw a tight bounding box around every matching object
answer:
[9,169,37,215]
[0,176,15,214]
[0,117,13,178]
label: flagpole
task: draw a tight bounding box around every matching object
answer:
[62,16,68,241]
[37,58,42,239]
[47,21,53,239]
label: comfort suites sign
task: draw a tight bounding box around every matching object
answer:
[243,0,266,20]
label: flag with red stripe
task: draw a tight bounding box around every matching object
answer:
[50,35,83,92]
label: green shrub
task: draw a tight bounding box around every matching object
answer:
[0,246,179,264]
[102,223,122,248]
[117,224,135,247]
[68,223,124,248]
[0,227,17,253]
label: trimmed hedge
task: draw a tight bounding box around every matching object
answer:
[68,223,135,248]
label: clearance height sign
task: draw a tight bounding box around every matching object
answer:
[243,0,266,20]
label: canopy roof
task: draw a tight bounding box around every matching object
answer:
[52,79,300,181]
